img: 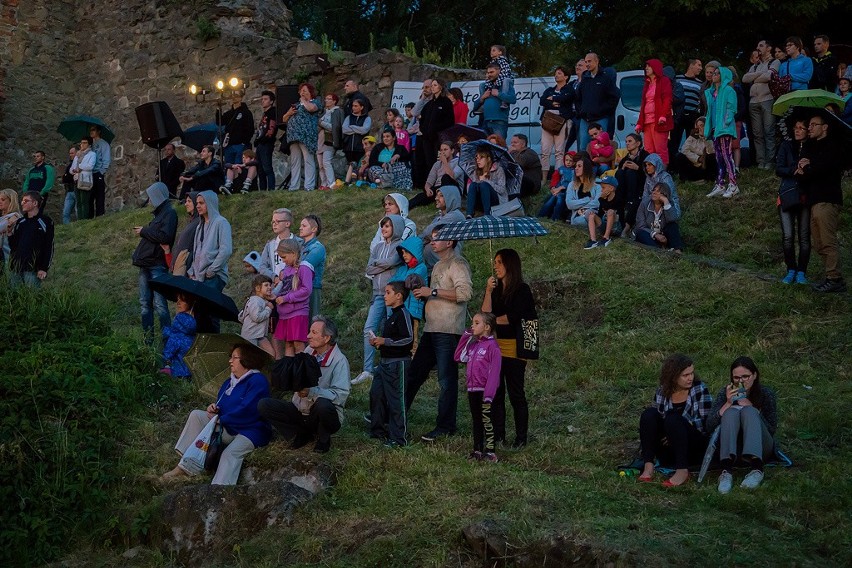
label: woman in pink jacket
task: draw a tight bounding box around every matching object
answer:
[636,58,674,165]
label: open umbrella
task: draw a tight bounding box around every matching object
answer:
[433,215,548,265]
[181,123,221,152]
[149,273,239,322]
[772,89,846,116]
[57,115,115,144]
[184,333,273,396]
[780,106,852,151]
[458,140,524,197]
[439,124,487,144]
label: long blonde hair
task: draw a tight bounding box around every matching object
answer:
[0,189,20,214]
[276,239,303,291]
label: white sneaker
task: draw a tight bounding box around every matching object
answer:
[351,371,373,385]
[706,184,726,198]
[740,469,764,489]
[717,471,733,494]
[722,184,740,198]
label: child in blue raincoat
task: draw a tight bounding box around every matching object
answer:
[160,292,197,379]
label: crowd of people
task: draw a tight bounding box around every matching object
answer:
[1,37,846,488]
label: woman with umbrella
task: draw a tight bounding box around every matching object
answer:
[775,119,810,284]
[160,344,271,485]
[481,248,538,447]
[465,146,508,217]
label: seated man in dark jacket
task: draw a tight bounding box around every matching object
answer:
[179,145,224,194]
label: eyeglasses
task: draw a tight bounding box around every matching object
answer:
[21,199,36,204]
[808,122,826,127]
[732,374,753,381]
[271,219,286,224]
[228,355,241,361]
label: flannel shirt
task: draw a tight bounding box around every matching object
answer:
[653,381,713,435]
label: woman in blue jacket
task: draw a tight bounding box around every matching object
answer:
[161,344,271,485]
[779,36,814,91]
[704,66,740,199]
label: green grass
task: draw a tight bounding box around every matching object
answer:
[48,170,851,566]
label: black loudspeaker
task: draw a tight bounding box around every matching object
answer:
[275,85,300,123]
[136,101,183,149]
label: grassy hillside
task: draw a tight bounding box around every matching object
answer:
[48,169,851,566]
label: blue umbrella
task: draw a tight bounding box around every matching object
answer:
[57,115,115,144]
[458,140,524,198]
[181,123,222,152]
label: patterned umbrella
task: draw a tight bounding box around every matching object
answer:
[458,140,524,198]
[184,333,273,396]
[432,215,548,242]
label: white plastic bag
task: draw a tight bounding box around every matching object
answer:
[179,415,218,475]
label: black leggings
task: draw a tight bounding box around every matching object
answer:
[779,205,811,273]
[492,357,528,445]
[639,408,708,469]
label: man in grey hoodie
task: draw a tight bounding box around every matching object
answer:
[419,185,466,271]
[352,214,405,385]
[132,182,177,345]
[188,190,233,291]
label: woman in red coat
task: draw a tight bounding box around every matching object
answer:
[636,58,674,165]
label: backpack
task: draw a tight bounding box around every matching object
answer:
[769,63,792,99]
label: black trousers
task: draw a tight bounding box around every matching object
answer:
[639,407,708,469]
[258,397,341,447]
[492,356,528,444]
[90,172,106,217]
[468,391,495,453]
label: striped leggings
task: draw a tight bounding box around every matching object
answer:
[713,135,737,185]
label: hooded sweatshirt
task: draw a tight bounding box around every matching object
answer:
[365,214,404,294]
[391,235,428,321]
[132,182,177,269]
[704,66,738,140]
[370,193,417,253]
[642,154,681,221]
[454,330,501,402]
[189,190,233,284]
[420,185,466,269]
[638,59,674,132]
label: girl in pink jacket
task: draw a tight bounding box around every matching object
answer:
[455,312,502,462]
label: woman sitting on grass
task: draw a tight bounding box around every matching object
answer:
[705,356,778,493]
[638,354,712,486]
[634,182,683,252]
[563,153,601,249]
[161,344,271,485]
[367,127,412,190]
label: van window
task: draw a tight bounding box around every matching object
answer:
[619,76,644,112]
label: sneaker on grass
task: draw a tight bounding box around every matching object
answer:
[598,237,611,247]
[706,184,726,197]
[740,469,764,489]
[812,278,847,293]
[583,239,598,250]
[351,371,373,385]
[781,269,796,284]
[722,183,740,198]
[717,471,733,494]
[794,272,808,285]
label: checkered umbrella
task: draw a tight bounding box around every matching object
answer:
[432,215,548,242]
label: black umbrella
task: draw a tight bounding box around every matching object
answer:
[270,353,321,392]
[458,140,524,197]
[149,273,239,322]
[439,124,487,144]
[181,123,221,152]
[781,106,852,150]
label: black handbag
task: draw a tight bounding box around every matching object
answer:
[204,423,224,472]
[778,179,801,212]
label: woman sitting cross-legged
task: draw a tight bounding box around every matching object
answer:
[367,127,412,190]
[160,344,271,485]
[634,182,683,252]
[705,356,778,493]
[466,146,508,217]
[638,353,712,487]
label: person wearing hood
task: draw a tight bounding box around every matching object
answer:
[636,59,674,165]
[703,66,740,198]
[617,133,650,238]
[188,191,233,317]
[132,182,178,344]
[586,124,615,175]
[420,185,466,271]
[391,235,429,352]
[171,192,200,276]
[641,153,682,220]
[370,193,417,253]
[353,214,405,385]
[410,141,465,210]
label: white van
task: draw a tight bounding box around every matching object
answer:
[391,71,644,165]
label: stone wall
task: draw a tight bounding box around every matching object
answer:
[0,0,480,214]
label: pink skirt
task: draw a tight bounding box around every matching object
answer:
[274,315,309,342]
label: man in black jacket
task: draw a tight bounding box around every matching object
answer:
[179,145,223,193]
[217,94,255,169]
[795,115,845,293]
[575,53,620,151]
[343,79,373,117]
[133,182,178,343]
[157,143,186,199]
[8,191,54,288]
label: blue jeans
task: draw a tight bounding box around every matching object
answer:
[405,331,461,434]
[223,143,245,168]
[9,271,40,288]
[63,192,76,224]
[635,222,683,251]
[537,192,566,221]
[256,142,275,190]
[362,294,388,374]
[466,181,499,216]
[578,117,611,152]
[483,120,508,140]
[138,265,170,343]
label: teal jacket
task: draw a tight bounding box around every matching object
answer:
[391,235,428,321]
[703,67,738,140]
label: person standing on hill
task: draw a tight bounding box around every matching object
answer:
[704,66,740,199]
[132,182,177,345]
[89,125,111,217]
[22,150,55,214]
[742,40,780,170]
[810,35,838,92]
[636,59,674,165]
[298,214,327,318]
[217,93,255,170]
[670,58,704,167]
[575,53,620,151]
[343,79,373,117]
[779,37,813,92]
[8,191,54,288]
[61,146,77,224]
[157,143,186,199]
[254,90,278,191]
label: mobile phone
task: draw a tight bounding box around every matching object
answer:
[367,330,376,340]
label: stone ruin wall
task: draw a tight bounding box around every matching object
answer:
[0,0,479,214]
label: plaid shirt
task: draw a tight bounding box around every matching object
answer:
[654,381,713,435]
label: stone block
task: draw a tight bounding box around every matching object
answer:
[295,39,323,57]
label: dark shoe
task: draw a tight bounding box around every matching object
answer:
[421,429,447,443]
[813,278,847,293]
[363,412,372,424]
[313,440,331,453]
[383,440,404,449]
[583,239,598,250]
[291,433,312,450]
[467,450,483,461]
[511,438,527,449]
